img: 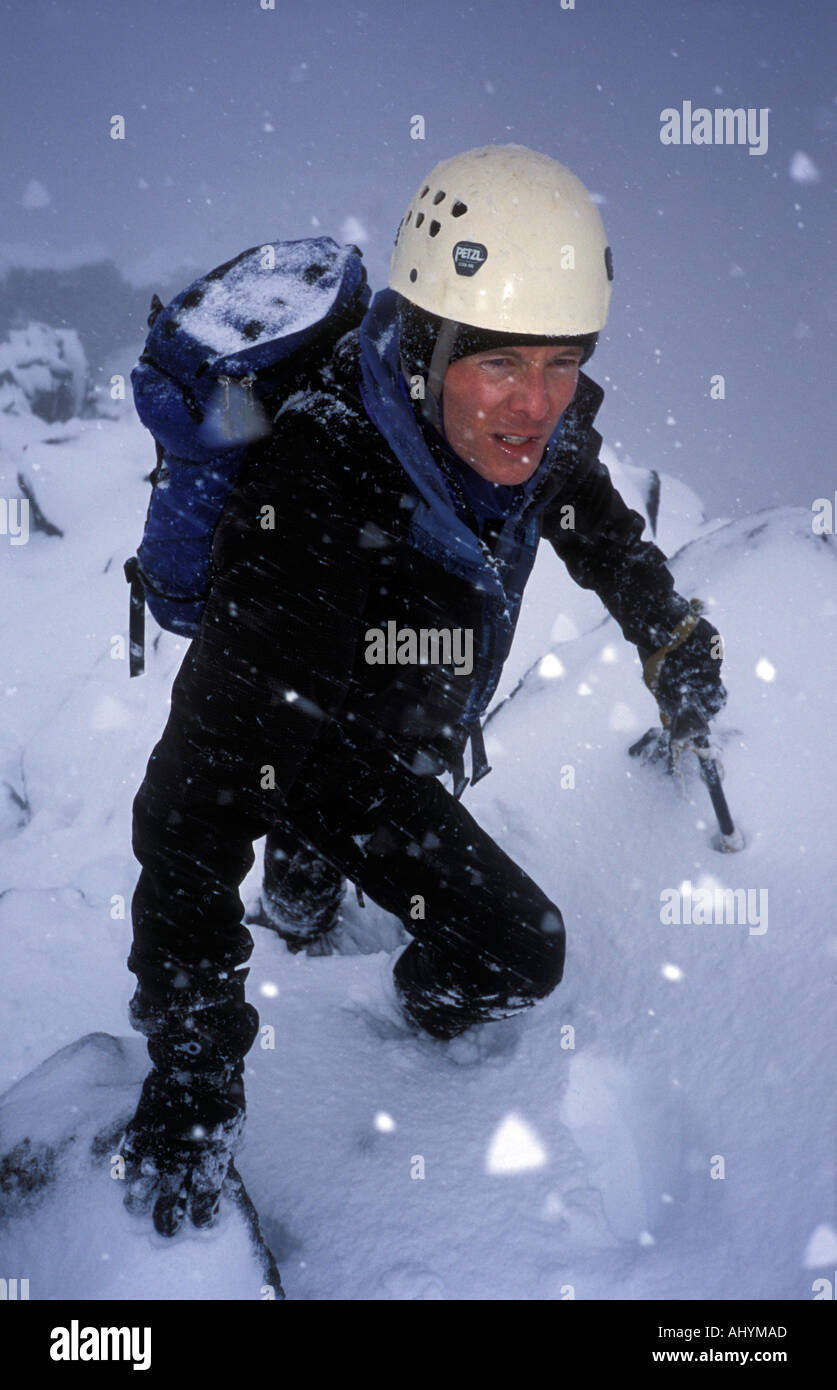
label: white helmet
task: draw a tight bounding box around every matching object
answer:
[389,143,613,337]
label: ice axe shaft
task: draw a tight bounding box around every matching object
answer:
[670,707,744,852]
[693,732,736,839]
[630,709,744,851]
[637,600,743,851]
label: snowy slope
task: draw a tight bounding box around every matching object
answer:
[0,1033,281,1300]
[1,404,835,1300]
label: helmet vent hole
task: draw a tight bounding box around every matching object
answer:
[450,200,468,218]
[409,269,418,283]
[428,220,441,237]
[419,186,429,198]
[432,190,446,205]
[405,210,412,225]
[415,212,425,228]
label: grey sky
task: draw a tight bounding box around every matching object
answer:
[2,0,834,520]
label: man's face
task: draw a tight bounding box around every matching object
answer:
[441,344,584,484]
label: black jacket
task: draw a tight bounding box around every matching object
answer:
[175,330,692,799]
[128,328,701,1056]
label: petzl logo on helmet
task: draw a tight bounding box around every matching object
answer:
[452,242,488,277]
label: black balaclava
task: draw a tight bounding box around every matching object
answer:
[396,294,598,437]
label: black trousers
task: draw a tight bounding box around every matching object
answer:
[260,813,345,936]
[129,718,565,1049]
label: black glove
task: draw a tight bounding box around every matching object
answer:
[120,1063,245,1237]
[649,615,727,726]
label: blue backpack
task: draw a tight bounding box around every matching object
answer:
[124,236,370,675]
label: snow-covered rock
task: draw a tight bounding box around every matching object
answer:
[0,321,88,422]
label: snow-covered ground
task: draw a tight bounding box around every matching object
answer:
[1,397,835,1300]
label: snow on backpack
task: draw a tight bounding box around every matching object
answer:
[124,236,370,676]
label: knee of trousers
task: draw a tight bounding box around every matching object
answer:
[490,901,566,1005]
[414,896,566,1009]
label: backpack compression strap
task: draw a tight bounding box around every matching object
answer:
[124,556,146,677]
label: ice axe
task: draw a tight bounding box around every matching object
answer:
[630,598,744,852]
[629,704,744,853]
[668,704,744,853]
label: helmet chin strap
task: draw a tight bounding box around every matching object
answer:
[400,317,461,438]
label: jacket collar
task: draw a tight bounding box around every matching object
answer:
[356,288,604,582]
[359,289,603,490]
